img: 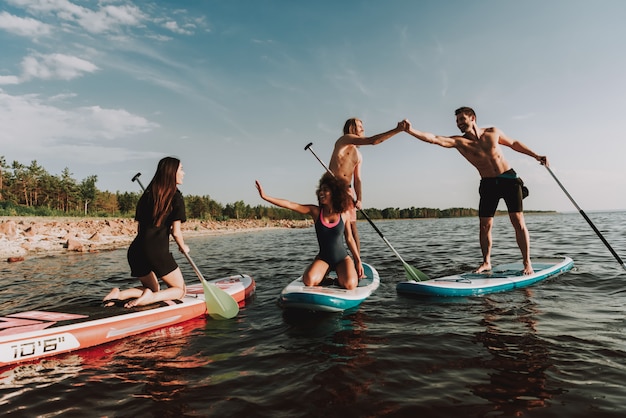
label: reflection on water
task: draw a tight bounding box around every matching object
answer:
[472,289,564,415]
[281,309,381,416]
[0,316,210,414]
[1,213,626,416]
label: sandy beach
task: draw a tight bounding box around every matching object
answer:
[0,217,311,262]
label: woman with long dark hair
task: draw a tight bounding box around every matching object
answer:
[103,157,189,308]
[255,172,363,290]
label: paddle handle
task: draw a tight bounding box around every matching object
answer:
[546,166,626,271]
[131,172,146,192]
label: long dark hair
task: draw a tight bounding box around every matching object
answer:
[316,172,352,213]
[148,157,180,227]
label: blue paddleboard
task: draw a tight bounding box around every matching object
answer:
[396,256,574,297]
[279,262,380,312]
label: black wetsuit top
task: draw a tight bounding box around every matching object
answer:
[127,188,186,277]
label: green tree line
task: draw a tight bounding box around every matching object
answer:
[0,157,311,220]
[1,157,548,220]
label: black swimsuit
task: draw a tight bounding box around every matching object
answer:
[127,189,186,277]
[314,209,348,268]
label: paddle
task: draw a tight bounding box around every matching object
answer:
[304,142,429,281]
[545,165,626,271]
[132,172,240,319]
[181,251,240,320]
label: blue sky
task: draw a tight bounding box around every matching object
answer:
[1,0,625,212]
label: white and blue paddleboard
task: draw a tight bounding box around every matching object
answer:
[279,262,380,312]
[396,256,574,297]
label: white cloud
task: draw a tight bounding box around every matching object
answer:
[0,51,99,85]
[74,106,158,140]
[20,52,98,81]
[48,92,77,101]
[0,75,20,85]
[7,0,146,34]
[77,4,145,34]
[100,4,144,26]
[146,33,172,42]
[163,20,193,35]
[0,89,159,163]
[0,11,51,37]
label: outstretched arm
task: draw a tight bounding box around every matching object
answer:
[364,120,406,145]
[498,130,549,166]
[339,121,406,147]
[404,119,457,148]
[255,180,316,216]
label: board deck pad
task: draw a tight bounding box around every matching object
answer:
[396,257,574,297]
[279,262,380,312]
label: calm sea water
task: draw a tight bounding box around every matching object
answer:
[1,212,625,417]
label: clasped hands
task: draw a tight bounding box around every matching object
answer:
[396,119,412,133]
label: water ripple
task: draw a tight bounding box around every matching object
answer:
[1,213,626,417]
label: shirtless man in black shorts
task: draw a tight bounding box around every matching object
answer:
[404,107,548,275]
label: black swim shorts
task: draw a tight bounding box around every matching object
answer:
[478,169,525,217]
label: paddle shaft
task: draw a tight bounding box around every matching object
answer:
[182,250,208,282]
[545,165,626,271]
[304,142,414,267]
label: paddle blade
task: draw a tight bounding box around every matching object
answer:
[404,263,429,282]
[202,281,239,320]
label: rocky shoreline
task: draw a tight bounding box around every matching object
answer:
[0,217,311,262]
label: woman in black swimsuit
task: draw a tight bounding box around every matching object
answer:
[255,173,362,290]
[103,157,189,308]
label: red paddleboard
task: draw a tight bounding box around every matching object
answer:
[0,274,255,367]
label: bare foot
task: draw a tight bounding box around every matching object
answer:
[522,264,534,275]
[125,288,154,308]
[475,262,492,273]
[102,288,120,307]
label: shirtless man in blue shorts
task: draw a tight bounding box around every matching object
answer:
[404,107,548,275]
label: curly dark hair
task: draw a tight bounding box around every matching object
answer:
[316,172,352,213]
